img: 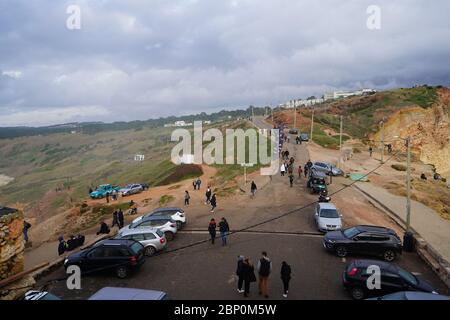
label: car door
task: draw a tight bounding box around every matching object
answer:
[143,232,157,247]
[350,234,371,254]
[103,246,128,269]
[131,233,145,246]
[380,271,405,295]
[84,247,107,272]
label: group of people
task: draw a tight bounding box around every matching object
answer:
[235,252,291,298]
[58,234,85,256]
[111,208,125,229]
[185,186,217,213]
[280,155,296,187]
[208,217,230,246]
[192,178,202,190]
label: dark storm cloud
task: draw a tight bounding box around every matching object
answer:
[0,0,449,126]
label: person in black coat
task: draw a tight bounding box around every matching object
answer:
[281,261,292,298]
[57,236,67,256]
[117,209,124,229]
[96,221,110,235]
[208,219,217,244]
[236,255,245,293]
[111,210,119,228]
[242,258,256,297]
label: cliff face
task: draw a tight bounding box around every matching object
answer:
[373,88,450,178]
[0,209,25,281]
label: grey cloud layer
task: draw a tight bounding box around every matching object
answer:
[1,0,450,126]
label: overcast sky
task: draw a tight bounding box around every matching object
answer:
[1,0,449,126]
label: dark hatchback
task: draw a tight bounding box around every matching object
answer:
[64,239,145,278]
[323,225,402,262]
[343,259,438,300]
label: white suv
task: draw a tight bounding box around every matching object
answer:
[314,202,343,233]
[133,207,186,230]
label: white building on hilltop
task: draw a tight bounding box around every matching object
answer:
[324,89,377,101]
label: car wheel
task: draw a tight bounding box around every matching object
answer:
[383,249,396,262]
[350,287,365,300]
[116,266,128,279]
[165,231,174,241]
[336,246,348,257]
[145,246,156,257]
[176,221,182,230]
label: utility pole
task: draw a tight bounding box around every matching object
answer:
[406,136,411,232]
[310,107,315,142]
[251,106,254,123]
[339,115,343,167]
[380,120,385,164]
[294,104,297,129]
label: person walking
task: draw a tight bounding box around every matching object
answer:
[208,218,217,244]
[236,255,245,293]
[23,221,31,243]
[298,165,303,178]
[257,251,272,298]
[289,174,294,187]
[118,209,124,229]
[205,187,212,205]
[281,261,292,298]
[106,193,110,204]
[184,190,190,206]
[250,181,257,197]
[280,163,286,176]
[210,193,217,213]
[218,217,230,246]
[242,258,256,298]
[196,178,202,190]
[111,210,119,228]
[369,146,373,157]
[193,180,197,190]
[304,163,309,177]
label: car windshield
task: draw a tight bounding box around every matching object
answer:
[343,227,360,238]
[130,242,144,255]
[320,209,339,218]
[129,221,140,228]
[398,268,418,286]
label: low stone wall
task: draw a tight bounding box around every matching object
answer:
[415,237,450,288]
[0,209,25,281]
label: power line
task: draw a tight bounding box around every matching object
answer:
[7,150,401,295]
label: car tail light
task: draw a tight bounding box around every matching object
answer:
[347,267,358,277]
[160,238,165,244]
[130,256,137,265]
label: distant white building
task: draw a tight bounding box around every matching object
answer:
[324,89,377,101]
[134,154,145,161]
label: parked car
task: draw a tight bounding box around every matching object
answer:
[88,287,169,300]
[323,225,402,262]
[90,184,121,199]
[367,291,450,300]
[314,202,343,232]
[121,215,177,241]
[24,287,170,301]
[288,128,298,134]
[299,133,309,141]
[343,259,439,300]
[307,170,328,194]
[120,184,144,196]
[116,227,167,256]
[311,162,343,176]
[63,239,145,279]
[134,207,186,230]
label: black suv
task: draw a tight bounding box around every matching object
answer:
[64,239,145,278]
[323,225,402,261]
[343,259,438,300]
